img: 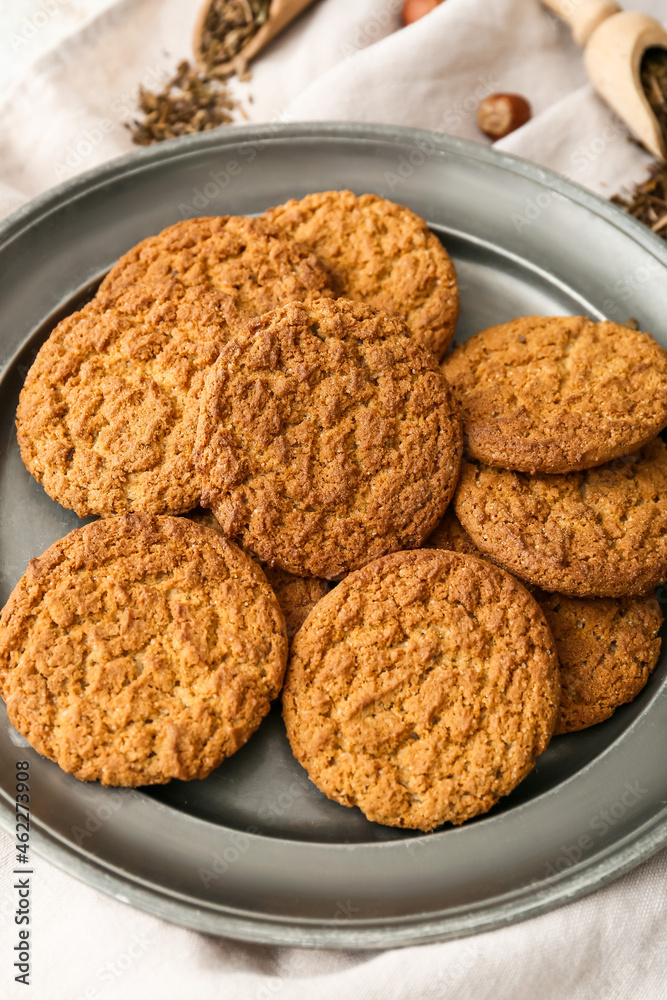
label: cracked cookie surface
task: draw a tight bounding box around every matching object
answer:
[282,548,559,830]
[454,440,667,597]
[535,590,662,733]
[17,283,236,517]
[0,515,287,786]
[187,510,330,639]
[427,509,663,733]
[441,315,667,473]
[264,190,459,359]
[96,215,334,317]
[195,298,463,579]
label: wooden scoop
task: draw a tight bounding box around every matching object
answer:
[543,0,667,159]
[194,0,318,77]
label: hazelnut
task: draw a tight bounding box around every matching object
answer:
[477,93,532,140]
[402,0,445,27]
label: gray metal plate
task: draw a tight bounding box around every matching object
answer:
[0,123,666,949]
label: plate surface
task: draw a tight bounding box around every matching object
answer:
[0,123,666,948]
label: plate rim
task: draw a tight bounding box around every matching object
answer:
[4,810,664,949]
[1,121,666,949]
[2,121,666,269]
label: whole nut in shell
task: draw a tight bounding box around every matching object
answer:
[477,93,532,140]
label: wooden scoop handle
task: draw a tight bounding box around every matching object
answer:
[542,0,622,46]
[194,0,317,74]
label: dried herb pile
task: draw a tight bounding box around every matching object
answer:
[640,47,667,148]
[612,162,667,241]
[125,1,274,145]
[610,48,667,241]
[201,0,271,76]
[126,61,238,146]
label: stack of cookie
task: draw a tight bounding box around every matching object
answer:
[1,191,665,835]
[438,314,667,736]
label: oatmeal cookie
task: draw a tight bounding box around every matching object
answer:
[0,515,287,786]
[441,315,667,473]
[454,443,667,597]
[195,298,463,579]
[264,190,459,359]
[282,548,560,830]
[16,283,235,517]
[187,510,330,639]
[96,214,334,318]
[537,590,662,733]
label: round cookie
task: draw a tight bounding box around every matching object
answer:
[537,591,662,734]
[0,515,288,786]
[96,214,334,318]
[194,298,463,579]
[427,509,663,733]
[454,439,667,597]
[17,283,233,517]
[187,510,330,639]
[441,315,667,473]
[264,190,459,359]
[282,549,560,830]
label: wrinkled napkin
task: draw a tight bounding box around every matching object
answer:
[1,0,666,997]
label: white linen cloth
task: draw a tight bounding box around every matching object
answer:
[1,0,666,996]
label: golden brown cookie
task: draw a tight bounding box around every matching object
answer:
[16,283,233,517]
[454,439,667,597]
[441,315,667,473]
[264,190,459,359]
[96,215,334,317]
[537,591,662,734]
[427,509,663,733]
[0,515,287,786]
[282,549,560,831]
[195,298,463,579]
[187,510,330,639]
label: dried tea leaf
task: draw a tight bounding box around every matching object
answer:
[611,52,667,244]
[126,60,238,146]
[640,47,667,147]
[201,0,272,72]
[612,161,667,245]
